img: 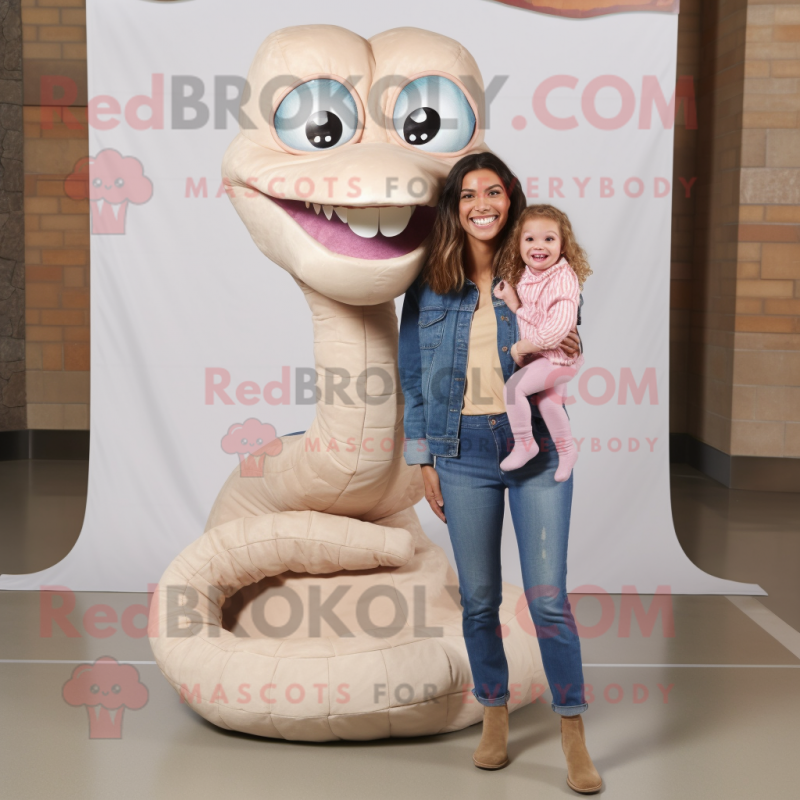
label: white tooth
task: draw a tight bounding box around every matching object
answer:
[347,207,380,238]
[313,203,321,214]
[323,204,333,220]
[305,201,309,208]
[334,206,348,223]
[96,198,104,214]
[379,206,413,237]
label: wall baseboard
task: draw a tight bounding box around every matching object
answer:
[0,430,90,461]
[670,432,800,493]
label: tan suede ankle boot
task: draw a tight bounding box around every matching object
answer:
[472,704,509,769]
[560,714,602,793]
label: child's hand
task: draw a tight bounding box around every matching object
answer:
[511,339,539,368]
[493,279,521,311]
[492,279,511,300]
[560,327,581,358]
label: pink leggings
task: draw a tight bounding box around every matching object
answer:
[502,357,580,479]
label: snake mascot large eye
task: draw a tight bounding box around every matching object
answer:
[149,24,545,742]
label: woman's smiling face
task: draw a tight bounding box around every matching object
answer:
[458,169,511,242]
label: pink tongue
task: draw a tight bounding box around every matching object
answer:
[273,198,436,260]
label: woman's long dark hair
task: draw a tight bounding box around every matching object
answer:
[421,152,526,295]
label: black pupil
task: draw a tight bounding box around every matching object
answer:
[306,111,342,149]
[403,107,440,145]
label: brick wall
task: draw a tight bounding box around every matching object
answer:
[0,1,25,432]
[671,0,702,434]
[731,3,800,457]
[22,0,90,429]
[685,0,800,459]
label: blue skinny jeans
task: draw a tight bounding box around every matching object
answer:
[435,409,588,716]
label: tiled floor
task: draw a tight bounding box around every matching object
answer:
[1,460,799,799]
[670,463,800,630]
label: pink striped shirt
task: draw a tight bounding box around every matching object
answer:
[515,257,583,367]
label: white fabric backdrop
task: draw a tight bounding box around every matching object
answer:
[1,0,763,595]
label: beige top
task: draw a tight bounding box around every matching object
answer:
[461,292,507,415]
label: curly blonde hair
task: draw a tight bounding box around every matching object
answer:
[497,204,592,289]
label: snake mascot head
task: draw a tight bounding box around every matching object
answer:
[149,24,545,741]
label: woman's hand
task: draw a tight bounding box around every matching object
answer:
[511,339,539,368]
[559,327,581,358]
[493,279,521,313]
[421,465,446,523]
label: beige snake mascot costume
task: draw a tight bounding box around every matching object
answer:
[149,24,545,741]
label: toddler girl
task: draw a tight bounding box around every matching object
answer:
[492,204,591,481]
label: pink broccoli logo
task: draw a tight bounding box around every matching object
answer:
[65,149,153,235]
[221,418,283,477]
[62,656,148,739]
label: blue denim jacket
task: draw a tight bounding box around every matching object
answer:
[399,272,544,466]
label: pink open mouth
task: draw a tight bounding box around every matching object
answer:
[272,197,437,260]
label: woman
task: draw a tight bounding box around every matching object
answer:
[398,152,601,794]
